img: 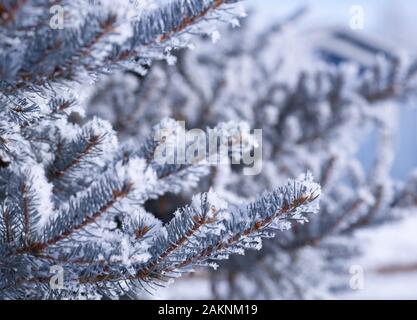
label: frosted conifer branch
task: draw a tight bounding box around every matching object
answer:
[0,0,244,152]
[0,172,319,298]
[0,0,241,93]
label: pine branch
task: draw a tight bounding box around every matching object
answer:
[0,203,16,245]
[79,174,320,287]
[0,171,320,299]
[45,117,118,199]
[33,181,134,252]
[0,162,320,298]
[1,0,241,94]
[158,0,231,42]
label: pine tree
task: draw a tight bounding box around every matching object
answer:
[86,9,417,298]
[0,0,323,299]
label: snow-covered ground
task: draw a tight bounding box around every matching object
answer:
[339,215,417,299]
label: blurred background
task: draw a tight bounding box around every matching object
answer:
[249,0,417,180]
[148,0,417,299]
[249,0,417,299]
[243,0,417,299]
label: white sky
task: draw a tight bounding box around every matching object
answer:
[246,0,417,45]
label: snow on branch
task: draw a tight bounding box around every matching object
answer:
[0,0,244,160]
[0,173,319,298]
[0,0,242,93]
[0,113,280,299]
